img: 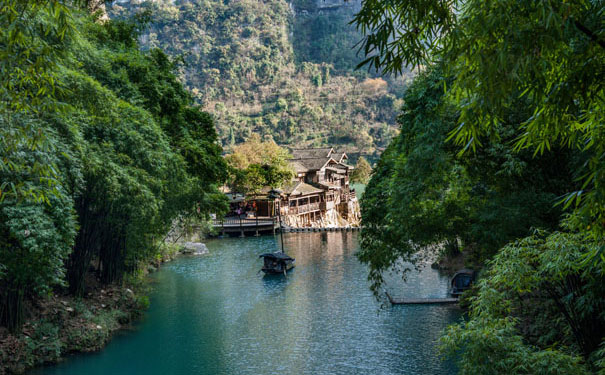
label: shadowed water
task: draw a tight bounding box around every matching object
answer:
[32,232,460,375]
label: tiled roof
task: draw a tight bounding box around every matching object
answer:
[282,181,324,196]
[293,182,324,195]
[336,162,354,170]
[288,147,352,172]
[290,147,334,159]
[331,152,347,162]
[291,157,333,171]
[317,181,342,190]
[290,160,309,173]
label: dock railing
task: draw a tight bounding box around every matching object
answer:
[212,216,278,237]
[213,217,276,227]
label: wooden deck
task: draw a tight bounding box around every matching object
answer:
[385,292,458,305]
[212,217,278,237]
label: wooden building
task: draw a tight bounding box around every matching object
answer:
[216,146,360,231]
[289,147,355,208]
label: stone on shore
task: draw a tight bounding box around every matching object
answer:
[181,242,209,255]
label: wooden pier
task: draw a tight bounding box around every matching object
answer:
[385,292,458,305]
[282,226,361,232]
[213,217,278,237]
[212,217,362,237]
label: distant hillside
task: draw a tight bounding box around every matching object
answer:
[108,0,414,161]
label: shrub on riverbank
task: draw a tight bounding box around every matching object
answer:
[0,283,146,374]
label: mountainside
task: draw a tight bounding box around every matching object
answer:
[108,0,413,161]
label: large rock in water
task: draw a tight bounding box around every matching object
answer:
[182,242,209,255]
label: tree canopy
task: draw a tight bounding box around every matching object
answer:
[355,0,605,372]
[0,2,227,331]
[350,157,372,184]
[226,134,294,194]
[354,0,605,235]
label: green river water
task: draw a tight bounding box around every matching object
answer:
[32,232,459,375]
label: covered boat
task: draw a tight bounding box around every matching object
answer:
[259,252,295,275]
[450,269,476,296]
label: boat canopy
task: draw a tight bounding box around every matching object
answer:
[451,269,475,289]
[259,252,294,261]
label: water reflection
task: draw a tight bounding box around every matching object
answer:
[32,232,459,375]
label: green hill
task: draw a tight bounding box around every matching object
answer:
[108,0,413,161]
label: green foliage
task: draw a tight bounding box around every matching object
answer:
[359,66,575,293]
[0,0,73,114]
[0,115,78,331]
[350,157,372,184]
[0,0,75,204]
[354,0,605,236]
[442,230,605,373]
[0,5,228,330]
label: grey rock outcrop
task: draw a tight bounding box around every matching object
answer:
[181,242,209,255]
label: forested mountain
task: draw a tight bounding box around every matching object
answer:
[108,0,412,160]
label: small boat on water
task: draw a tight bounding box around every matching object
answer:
[259,252,295,275]
[450,269,476,296]
[385,269,476,305]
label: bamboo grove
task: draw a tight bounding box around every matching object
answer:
[0,1,227,331]
[356,0,605,373]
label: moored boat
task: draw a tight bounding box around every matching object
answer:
[259,252,295,275]
[450,269,475,296]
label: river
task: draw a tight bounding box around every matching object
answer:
[32,232,460,375]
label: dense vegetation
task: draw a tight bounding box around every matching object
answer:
[225,134,294,195]
[350,157,372,184]
[3,0,603,373]
[107,0,412,159]
[0,1,227,332]
[356,0,604,373]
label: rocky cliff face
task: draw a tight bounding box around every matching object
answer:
[282,198,360,228]
[87,0,109,21]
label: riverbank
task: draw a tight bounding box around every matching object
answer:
[0,242,196,375]
[0,284,145,374]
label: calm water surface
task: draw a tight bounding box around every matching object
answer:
[33,232,460,375]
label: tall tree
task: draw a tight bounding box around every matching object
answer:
[226,134,294,194]
[350,157,372,184]
[354,0,605,237]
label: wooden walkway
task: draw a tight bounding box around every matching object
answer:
[385,292,459,305]
[212,216,362,237]
[212,217,278,237]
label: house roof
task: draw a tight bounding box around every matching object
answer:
[334,161,354,170]
[259,252,294,260]
[290,147,334,159]
[289,147,352,172]
[331,152,348,162]
[290,160,309,173]
[282,181,324,196]
[317,181,342,190]
[290,157,333,171]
